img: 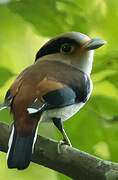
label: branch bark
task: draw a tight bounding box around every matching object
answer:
[0,122,118,180]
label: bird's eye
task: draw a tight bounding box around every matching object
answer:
[60,43,74,54]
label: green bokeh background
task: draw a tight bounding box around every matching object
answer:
[0,0,118,179]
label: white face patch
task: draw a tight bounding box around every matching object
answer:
[74,50,94,75]
[38,49,94,75]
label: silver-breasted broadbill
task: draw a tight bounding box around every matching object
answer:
[0,32,106,169]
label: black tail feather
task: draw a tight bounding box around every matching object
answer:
[7,126,37,170]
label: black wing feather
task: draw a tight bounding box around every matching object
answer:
[27,88,76,114]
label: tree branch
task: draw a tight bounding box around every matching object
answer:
[0,122,118,180]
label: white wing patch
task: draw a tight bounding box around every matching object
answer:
[27,108,39,114]
[0,104,7,111]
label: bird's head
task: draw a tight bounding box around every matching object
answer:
[35,32,106,75]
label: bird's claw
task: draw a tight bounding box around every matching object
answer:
[57,140,72,154]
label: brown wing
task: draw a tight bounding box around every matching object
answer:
[7,62,67,135]
[6,60,89,135]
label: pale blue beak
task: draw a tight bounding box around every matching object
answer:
[85,38,107,50]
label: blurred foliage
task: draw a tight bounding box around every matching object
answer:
[0,0,118,179]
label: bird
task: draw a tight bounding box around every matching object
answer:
[0,32,106,170]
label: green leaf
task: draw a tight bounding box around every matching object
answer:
[7,0,89,37]
[0,67,14,87]
[0,0,118,179]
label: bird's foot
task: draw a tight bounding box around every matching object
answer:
[57,139,72,154]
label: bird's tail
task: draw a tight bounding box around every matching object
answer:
[7,125,38,170]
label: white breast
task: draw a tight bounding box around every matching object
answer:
[40,102,84,123]
[40,78,93,123]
